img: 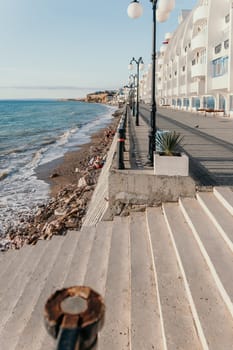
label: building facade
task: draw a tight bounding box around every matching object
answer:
[140,0,233,116]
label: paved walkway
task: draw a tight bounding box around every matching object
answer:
[130,104,233,186]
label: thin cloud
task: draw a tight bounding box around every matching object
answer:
[0,86,101,91]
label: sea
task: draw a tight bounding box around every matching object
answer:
[0,99,116,236]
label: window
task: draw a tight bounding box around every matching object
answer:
[203,96,215,109]
[225,14,230,23]
[182,65,186,72]
[230,96,233,111]
[219,95,225,110]
[212,56,229,77]
[215,44,222,54]
[224,39,229,50]
[192,97,200,109]
[192,59,196,66]
[183,98,189,108]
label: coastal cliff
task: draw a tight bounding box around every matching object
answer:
[59,90,117,104]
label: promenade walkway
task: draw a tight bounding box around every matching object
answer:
[133,104,233,186]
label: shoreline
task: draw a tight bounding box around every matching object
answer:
[3,112,122,250]
[35,106,122,198]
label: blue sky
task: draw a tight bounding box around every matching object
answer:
[0,0,197,99]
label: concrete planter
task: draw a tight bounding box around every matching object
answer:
[154,152,189,176]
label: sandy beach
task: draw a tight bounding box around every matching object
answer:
[3,112,121,250]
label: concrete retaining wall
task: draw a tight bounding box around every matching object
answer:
[106,166,196,218]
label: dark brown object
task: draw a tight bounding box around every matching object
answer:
[44,286,105,350]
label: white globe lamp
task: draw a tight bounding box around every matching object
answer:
[139,62,144,71]
[127,0,143,19]
[158,0,175,13]
[156,9,170,22]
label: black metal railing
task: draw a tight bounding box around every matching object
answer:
[116,106,128,169]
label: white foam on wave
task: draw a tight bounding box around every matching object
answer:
[0,169,50,236]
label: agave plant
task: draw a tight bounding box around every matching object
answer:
[156,130,184,156]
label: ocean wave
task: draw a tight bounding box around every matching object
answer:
[40,139,57,146]
[57,127,79,145]
[3,147,25,156]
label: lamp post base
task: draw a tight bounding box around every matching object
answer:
[147,129,154,166]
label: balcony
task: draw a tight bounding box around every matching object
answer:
[191,63,206,78]
[193,5,208,24]
[191,30,207,52]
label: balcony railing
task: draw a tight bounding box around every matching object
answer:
[191,63,206,78]
[191,29,207,52]
[193,5,208,24]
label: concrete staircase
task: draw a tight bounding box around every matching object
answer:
[0,186,233,349]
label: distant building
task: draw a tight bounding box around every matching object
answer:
[140,0,233,116]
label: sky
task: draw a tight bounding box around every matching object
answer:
[0,0,197,99]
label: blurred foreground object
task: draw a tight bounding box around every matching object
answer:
[44,286,105,350]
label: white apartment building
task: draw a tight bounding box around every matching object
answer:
[140,0,233,116]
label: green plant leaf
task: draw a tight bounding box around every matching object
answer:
[156,131,184,156]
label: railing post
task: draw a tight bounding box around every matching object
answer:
[117,125,125,169]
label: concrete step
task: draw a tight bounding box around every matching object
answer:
[0,240,47,333]
[14,231,81,350]
[0,234,74,350]
[0,243,37,286]
[214,186,233,216]
[146,206,202,350]
[84,220,113,296]
[180,196,233,318]
[197,191,233,253]
[38,221,117,350]
[164,202,233,349]
[0,248,24,278]
[129,211,164,350]
[64,227,97,287]
[98,216,131,350]
[37,227,97,350]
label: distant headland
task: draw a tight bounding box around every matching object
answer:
[58,90,117,104]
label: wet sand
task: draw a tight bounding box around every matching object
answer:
[36,129,109,198]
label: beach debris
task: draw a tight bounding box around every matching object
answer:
[50,172,60,178]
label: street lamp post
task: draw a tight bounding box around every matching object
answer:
[129,57,144,126]
[127,0,175,165]
[129,74,137,115]
[124,75,136,111]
